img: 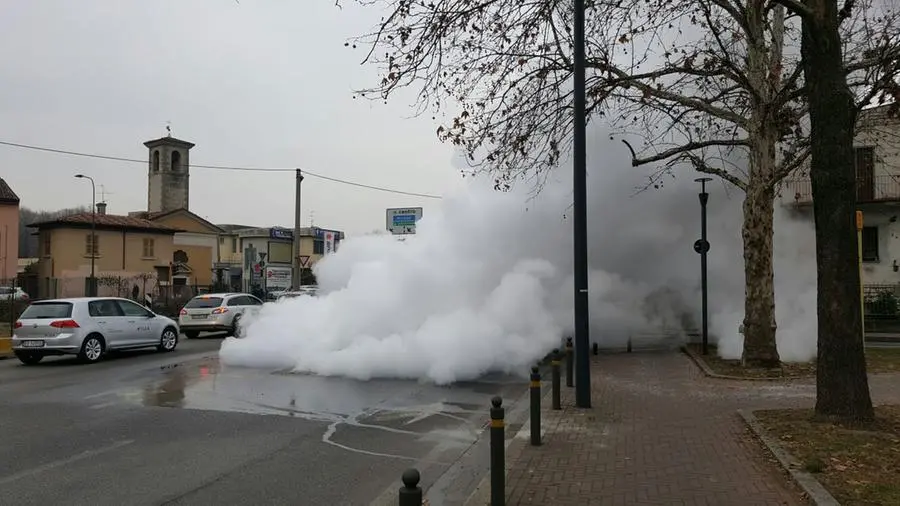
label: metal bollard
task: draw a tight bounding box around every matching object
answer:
[592,342,598,355]
[490,396,505,506]
[530,366,541,446]
[398,468,422,506]
[627,336,632,353]
[565,337,574,387]
[551,349,561,410]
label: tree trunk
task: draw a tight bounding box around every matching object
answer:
[741,182,780,368]
[801,0,874,421]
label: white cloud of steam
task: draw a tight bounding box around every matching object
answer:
[219,132,819,383]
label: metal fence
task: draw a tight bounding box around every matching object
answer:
[864,284,900,319]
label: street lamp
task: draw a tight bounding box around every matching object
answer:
[693,177,713,355]
[572,0,591,408]
[74,174,96,297]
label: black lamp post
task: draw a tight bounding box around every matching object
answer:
[572,0,591,408]
[693,177,712,355]
[75,174,96,297]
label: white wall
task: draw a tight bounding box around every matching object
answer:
[861,211,900,285]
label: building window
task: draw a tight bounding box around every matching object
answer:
[152,150,160,172]
[313,240,324,255]
[171,150,182,172]
[855,146,876,201]
[143,238,155,258]
[85,233,98,257]
[42,234,51,257]
[862,226,879,262]
[231,236,238,253]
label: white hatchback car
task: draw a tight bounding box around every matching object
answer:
[11,297,180,365]
[178,293,263,338]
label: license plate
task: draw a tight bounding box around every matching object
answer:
[191,314,207,319]
[21,340,45,348]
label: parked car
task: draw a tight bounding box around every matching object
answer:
[11,297,180,365]
[0,286,29,302]
[178,293,263,338]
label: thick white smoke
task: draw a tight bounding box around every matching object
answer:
[219,133,818,383]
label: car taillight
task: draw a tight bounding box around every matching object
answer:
[180,309,187,315]
[211,307,228,314]
[14,321,22,329]
[50,319,80,328]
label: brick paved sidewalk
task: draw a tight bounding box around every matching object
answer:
[499,351,900,506]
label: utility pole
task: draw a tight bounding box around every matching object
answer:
[292,169,304,289]
[694,177,713,355]
[573,0,591,408]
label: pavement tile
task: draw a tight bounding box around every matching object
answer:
[504,351,900,506]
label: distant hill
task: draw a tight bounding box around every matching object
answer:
[18,206,89,257]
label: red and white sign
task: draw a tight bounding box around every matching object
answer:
[298,255,311,267]
[324,232,335,255]
[265,266,291,289]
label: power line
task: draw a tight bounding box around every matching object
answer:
[0,139,443,199]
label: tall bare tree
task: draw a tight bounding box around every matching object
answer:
[349,0,899,366]
[777,0,899,420]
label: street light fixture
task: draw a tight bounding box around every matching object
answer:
[74,174,97,297]
[693,177,713,355]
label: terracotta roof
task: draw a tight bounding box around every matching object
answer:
[0,178,19,204]
[28,212,184,233]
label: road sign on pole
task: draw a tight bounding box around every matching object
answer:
[386,208,423,235]
[298,255,310,267]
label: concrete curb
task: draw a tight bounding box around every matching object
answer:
[681,345,808,382]
[738,409,841,506]
[462,386,554,506]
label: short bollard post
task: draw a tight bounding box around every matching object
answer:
[565,337,574,388]
[627,336,632,353]
[530,366,541,446]
[551,349,561,410]
[592,342,599,355]
[398,468,422,506]
[490,396,505,506]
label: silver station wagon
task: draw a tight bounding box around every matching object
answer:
[11,297,180,365]
[177,293,263,338]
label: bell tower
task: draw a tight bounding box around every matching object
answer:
[145,133,195,213]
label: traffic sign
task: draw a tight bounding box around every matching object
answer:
[386,207,423,235]
[693,239,710,254]
[298,255,310,267]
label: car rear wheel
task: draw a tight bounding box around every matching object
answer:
[78,335,105,363]
[158,327,178,352]
[14,351,43,365]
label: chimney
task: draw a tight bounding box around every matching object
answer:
[96,202,107,215]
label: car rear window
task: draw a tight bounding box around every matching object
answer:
[184,297,224,309]
[19,302,73,319]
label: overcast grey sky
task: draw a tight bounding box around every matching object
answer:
[0,0,464,235]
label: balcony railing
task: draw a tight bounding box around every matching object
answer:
[783,174,900,205]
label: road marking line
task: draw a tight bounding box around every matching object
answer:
[0,439,134,485]
[83,390,119,400]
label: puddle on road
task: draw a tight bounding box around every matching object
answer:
[124,357,508,460]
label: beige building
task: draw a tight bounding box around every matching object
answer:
[781,103,900,291]
[0,178,19,283]
[29,206,183,298]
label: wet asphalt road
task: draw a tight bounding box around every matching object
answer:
[0,334,531,506]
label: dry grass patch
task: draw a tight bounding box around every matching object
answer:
[756,406,900,506]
